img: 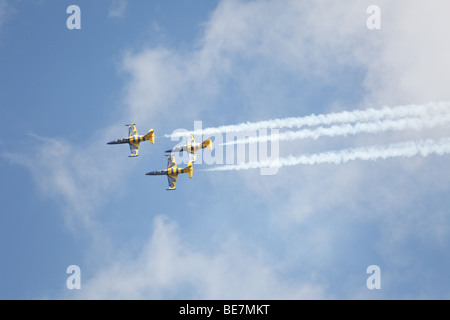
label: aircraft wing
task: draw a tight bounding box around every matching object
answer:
[167,155,177,169]
[165,146,185,153]
[129,141,139,157]
[166,155,178,190]
[128,124,138,137]
[167,174,177,190]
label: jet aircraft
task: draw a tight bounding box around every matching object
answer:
[146,155,193,190]
[107,124,155,157]
[165,134,212,162]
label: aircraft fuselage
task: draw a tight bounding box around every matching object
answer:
[166,143,202,153]
[146,167,188,176]
[146,169,168,176]
[107,135,147,145]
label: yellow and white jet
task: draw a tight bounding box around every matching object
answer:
[165,134,212,162]
[107,124,155,157]
[145,155,193,190]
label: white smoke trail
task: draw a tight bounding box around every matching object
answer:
[205,137,450,172]
[166,101,450,138]
[222,113,450,146]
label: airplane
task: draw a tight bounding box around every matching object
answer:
[146,155,193,190]
[107,124,155,157]
[165,134,212,162]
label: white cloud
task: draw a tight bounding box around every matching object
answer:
[201,0,367,70]
[76,215,325,299]
[120,1,367,124]
[121,48,192,124]
[108,0,128,19]
[361,0,450,105]
[0,0,13,32]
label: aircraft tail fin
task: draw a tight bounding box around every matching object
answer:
[186,161,193,178]
[144,129,155,144]
[202,137,213,150]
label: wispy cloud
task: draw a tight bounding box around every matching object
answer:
[119,1,376,128]
[75,215,325,299]
[1,133,131,233]
[0,0,14,31]
[362,0,450,105]
[108,0,127,19]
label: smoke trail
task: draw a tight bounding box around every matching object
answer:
[205,137,450,172]
[222,113,450,146]
[166,101,450,138]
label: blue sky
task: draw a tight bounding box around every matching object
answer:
[1,0,450,299]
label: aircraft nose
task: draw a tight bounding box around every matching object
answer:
[107,140,116,145]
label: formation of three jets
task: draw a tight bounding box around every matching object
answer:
[107,124,212,190]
